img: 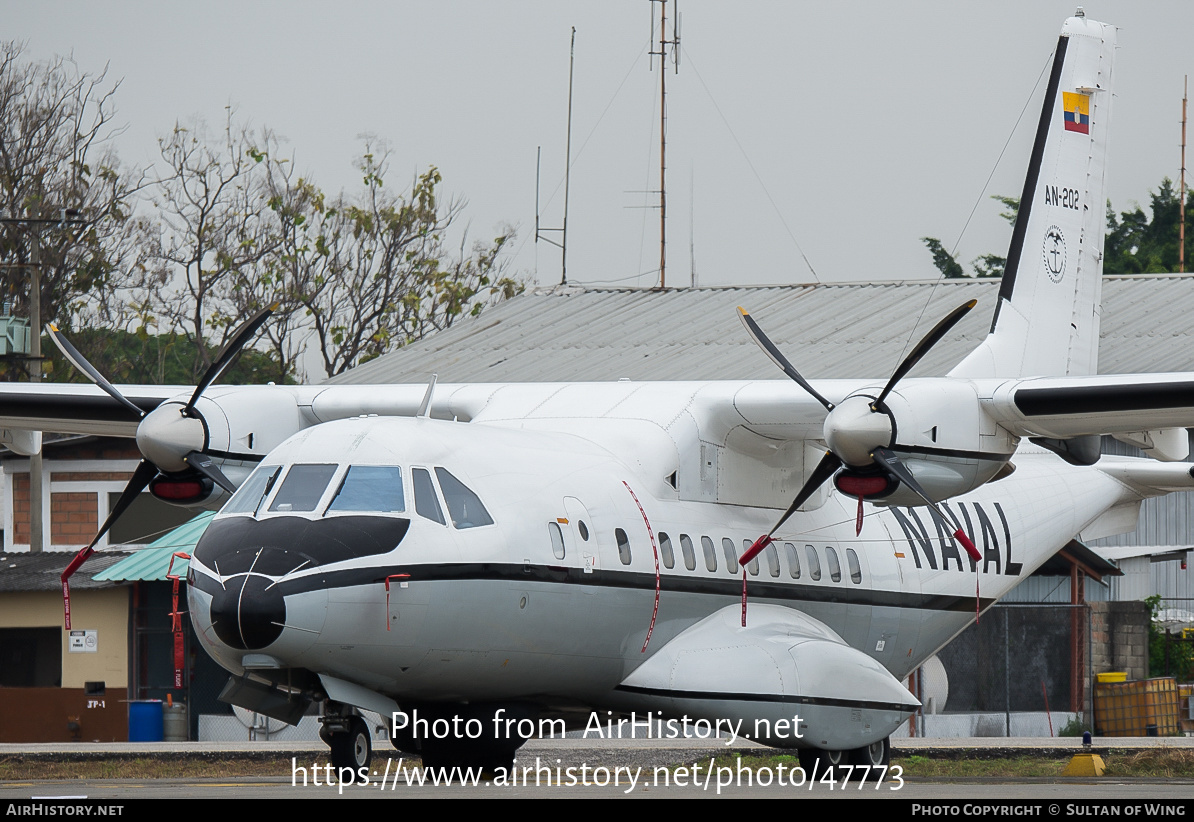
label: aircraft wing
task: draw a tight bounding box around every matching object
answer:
[981,374,1194,440]
[0,383,182,438]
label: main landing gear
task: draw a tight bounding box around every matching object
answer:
[320,703,372,771]
[798,736,891,779]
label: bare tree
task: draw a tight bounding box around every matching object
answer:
[262,144,521,379]
[140,111,284,381]
[0,41,150,347]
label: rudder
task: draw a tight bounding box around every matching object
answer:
[951,15,1116,380]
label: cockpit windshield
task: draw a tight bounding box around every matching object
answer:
[268,464,338,512]
[222,464,281,516]
[327,466,405,513]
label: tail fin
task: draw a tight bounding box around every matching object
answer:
[950,15,1116,380]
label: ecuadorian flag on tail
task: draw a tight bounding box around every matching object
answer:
[1062,91,1090,134]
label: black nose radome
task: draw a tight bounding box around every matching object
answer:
[209,573,285,650]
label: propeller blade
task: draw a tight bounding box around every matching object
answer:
[183,450,237,494]
[46,324,146,418]
[60,459,158,628]
[871,446,982,563]
[740,450,842,565]
[874,299,977,408]
[185,303,277,414]
[737,307,835,411]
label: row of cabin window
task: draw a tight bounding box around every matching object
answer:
[224,463,493,529]
[548,523,862,584]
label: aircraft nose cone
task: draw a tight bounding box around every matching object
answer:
[136,402,206,473]
[209,574,286,650]
[824,395,894,467]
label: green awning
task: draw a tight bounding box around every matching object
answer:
[92,511,215,582]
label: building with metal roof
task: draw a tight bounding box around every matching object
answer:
[329,274,1194,385]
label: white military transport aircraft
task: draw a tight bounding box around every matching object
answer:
[5,12,1193,774]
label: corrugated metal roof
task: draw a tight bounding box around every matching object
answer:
[328,275,1194,385]
[0,550,133,592]
[92,512,213,582]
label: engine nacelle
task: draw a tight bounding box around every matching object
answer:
[829,379,1017,507]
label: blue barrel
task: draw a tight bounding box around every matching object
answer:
[128,700,164,742]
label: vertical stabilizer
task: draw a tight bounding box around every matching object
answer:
[950,16,1116,380]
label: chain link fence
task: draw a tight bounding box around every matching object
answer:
[908,604,1091,737]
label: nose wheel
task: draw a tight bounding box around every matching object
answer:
[324,715,372,772]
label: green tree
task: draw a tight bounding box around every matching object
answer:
[1105,178,1194,274]
[259,143,522,379]
[922,196,1017,279]
[1145,594,1194,681]
[44,327,289,385]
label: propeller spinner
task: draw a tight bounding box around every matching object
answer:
[738,301,982,571]
[52,305,275,628]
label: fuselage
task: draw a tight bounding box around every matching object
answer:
[186,414,1131,715]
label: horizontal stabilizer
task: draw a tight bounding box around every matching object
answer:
[982,374,1194,440]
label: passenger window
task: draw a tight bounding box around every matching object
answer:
[765,543,780,578]
[847,548,863,584]
[680,534,696,571]
[659,532,675,569]
[268,464,337,513]
[804,545,822,581]
[616,528,632,565]
[435,468,493,528]
[548,522,565,559]
[721,538,739,574]
[327,465,405,513]
[412,468,445,525]
[742,539,760,576]
[701,536,717,572]
[826,546,842,582]
[223,465,280,516]
[785,543,800,579]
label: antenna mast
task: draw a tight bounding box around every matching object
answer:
[1182,75,1188,274]
[649,0,680,289]
[536,27,576,285]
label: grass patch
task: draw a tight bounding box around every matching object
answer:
[713,749,1194,780]
[0,757,299,781]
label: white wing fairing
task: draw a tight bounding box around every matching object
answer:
[7,13,1194,771]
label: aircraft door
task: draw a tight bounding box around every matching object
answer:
[562,497,597,574]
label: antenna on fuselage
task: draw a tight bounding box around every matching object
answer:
[417,374,438,418]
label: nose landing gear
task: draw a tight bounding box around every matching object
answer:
[320,705,372,772]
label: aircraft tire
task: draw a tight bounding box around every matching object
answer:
[847,737,891,768]
[329,716,372,772]
[797,746,844,780]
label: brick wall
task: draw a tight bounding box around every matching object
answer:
[12,473,28,545]
[1090,600,1149,681]
[49,492,98,545]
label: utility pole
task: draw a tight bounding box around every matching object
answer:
[649,0,680,289]
[0,211,84,552]
[1181,75,1187,274]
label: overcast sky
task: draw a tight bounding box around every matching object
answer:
[7,1,1194,291]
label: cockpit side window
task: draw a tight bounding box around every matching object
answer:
[434,468,494,529]
[412,467,446,525]
[267,464,337,513]
[222,465,281,516]
[327,466,405,513]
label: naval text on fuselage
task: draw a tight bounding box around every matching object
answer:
[391,709,803,748]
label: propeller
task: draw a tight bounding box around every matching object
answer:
[51,306,275,628]
[738,300,981,574]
